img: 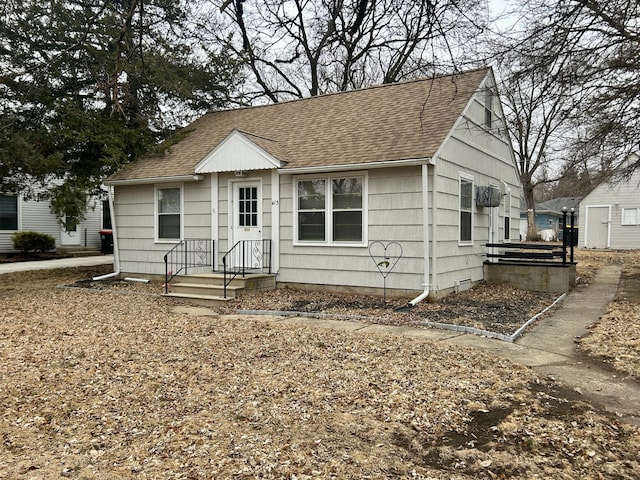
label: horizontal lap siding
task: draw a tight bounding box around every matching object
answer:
[1,196,103,252]
[579,167,640,249]
[115,180,211,276]
[433,117,521,292]
[278,166,425,293]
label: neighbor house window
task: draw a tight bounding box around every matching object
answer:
[156,186,182,240]
[0,195,18,231]
[102,200,112,230]
[459,175,473,243]
[296,174,365,244]
[621,208,640,225]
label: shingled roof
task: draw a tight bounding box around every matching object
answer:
[107,68,490,183]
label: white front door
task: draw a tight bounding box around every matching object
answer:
[60,215,80,246]
[231,181,263,269]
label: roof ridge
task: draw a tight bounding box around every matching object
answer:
[210,67,490,115]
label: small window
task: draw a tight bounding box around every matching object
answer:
[621,208,640,225]
[484,88,493,128]
[157,186,182,240]
[460,176,473,243]
[296,174,365,244]
[0,195,18,231]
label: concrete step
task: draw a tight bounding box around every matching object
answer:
[179,273,275,290]
[165,272,276,306]
[162,292,235,307]
[169,282,243,298]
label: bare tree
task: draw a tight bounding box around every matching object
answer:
[207,0,488,102]
[518,0,640,176]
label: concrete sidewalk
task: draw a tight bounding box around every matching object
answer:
[0,255,114,275]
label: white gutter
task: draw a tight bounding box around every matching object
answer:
[279,157,432,175]
[105,174,203,186]
[409,163,431,306]
[93,186,121,281]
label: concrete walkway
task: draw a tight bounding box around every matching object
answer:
[0,255,114,275]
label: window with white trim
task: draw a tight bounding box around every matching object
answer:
[621,208,640,225]
[484,88,493,128]
[156,186,182,240]
[0,195,18,231]
[296,175,365,244]
[459,175,473,243]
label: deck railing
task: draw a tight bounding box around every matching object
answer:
[163,239,215,293]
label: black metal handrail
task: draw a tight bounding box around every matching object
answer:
[486,210,576,265]
[163,239,215,294]
[222,239,272,298]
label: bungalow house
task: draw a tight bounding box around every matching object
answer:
[105,67,521,300]
[578,153,640,249]
[519,197,581,241]
[0,192,109,254]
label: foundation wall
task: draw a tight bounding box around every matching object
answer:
[483,262,576,294]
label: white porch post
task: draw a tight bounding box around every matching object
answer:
[271,169,280,274]
[210,173,219,270]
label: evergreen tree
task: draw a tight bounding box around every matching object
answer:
[0,0,240,225]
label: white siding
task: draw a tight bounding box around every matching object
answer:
[1,194,104,253]
[579,164,640,249]
[277,166,425,294]
[116,179,211,275]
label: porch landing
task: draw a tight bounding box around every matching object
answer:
[163,272,276,307]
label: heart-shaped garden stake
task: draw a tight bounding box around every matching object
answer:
[369,241,403,301]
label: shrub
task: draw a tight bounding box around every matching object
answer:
[12,231,56,254]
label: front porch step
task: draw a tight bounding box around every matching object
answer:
[163,272,276,306]
[162,292,235,307]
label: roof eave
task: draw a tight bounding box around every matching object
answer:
[105,174,204,186]
[278,158,433,175]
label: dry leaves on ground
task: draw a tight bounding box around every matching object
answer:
[1,263,639,479]
[576,249,640,380]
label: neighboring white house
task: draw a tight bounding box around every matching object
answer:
[106,67,522,299]
[0,192,110,253]
[578,153,640,249]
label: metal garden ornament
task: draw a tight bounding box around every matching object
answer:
[368,241,403,302]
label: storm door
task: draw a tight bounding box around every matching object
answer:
[231,181,263,269]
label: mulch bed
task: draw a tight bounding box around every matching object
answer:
[70,278,562,337]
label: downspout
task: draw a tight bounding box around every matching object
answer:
[409,163,431,306]
[93,185,121,280]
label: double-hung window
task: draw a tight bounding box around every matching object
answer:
[459,175,473,244]
[0,195,18,231]
[156,186,182,241]
[621,208,640,225]
[296,174,365,244]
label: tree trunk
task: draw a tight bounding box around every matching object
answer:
[522,180,537,241]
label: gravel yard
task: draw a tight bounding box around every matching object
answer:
[0,251,639,479]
